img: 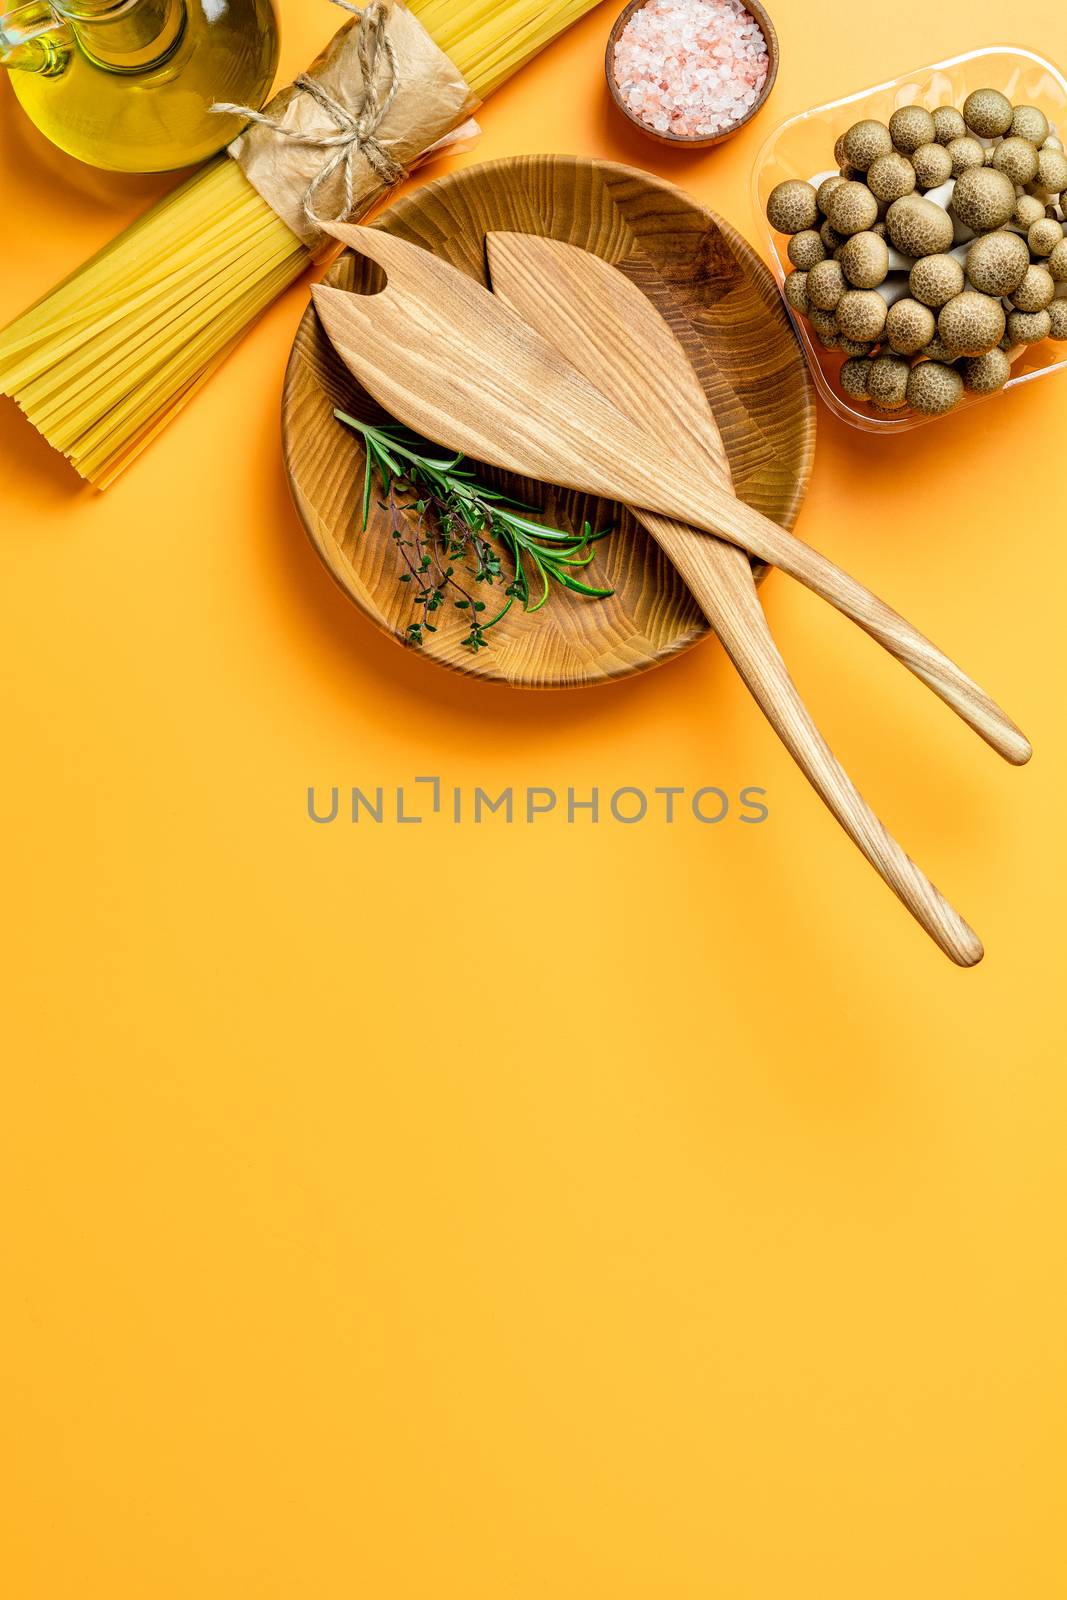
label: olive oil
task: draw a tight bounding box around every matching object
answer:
[1,0,279,172]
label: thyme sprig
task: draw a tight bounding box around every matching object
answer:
[335,412,613,651]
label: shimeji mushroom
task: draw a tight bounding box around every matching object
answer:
[768,86,1067,418]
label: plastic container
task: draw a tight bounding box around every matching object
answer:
[752,46,1067,431]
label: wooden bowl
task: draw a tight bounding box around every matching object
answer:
[282,155,814,688]
[606,0,779,148]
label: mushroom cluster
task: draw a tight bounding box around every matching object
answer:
[766,89,1067,417]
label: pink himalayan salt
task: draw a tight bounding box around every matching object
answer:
[612,0,768,139]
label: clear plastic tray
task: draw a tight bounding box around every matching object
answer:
[752,47,1067,431]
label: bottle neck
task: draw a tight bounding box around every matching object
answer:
[55,0,185,71]
[0,2,70,76]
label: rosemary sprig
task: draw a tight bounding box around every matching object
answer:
[335,412,613,651]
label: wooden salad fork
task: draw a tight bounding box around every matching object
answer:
[312,224,1027,767]
[311,223,1031,964]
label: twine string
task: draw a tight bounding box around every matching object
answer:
[213,0,406,228]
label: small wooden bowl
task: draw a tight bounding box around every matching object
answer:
[606,0,779,148]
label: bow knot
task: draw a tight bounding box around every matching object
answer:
[213,0,405,229]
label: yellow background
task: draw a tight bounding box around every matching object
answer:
[2,2,1065,1594]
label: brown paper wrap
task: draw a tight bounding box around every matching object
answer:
[225,1,480,260]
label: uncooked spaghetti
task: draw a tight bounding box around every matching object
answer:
[0,0,603,488]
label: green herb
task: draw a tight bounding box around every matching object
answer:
[335,412,613,651]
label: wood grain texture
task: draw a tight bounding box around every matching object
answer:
[310,221,1031,770]
[605,0,780,149]
[282,155,814,688]
[486,233,983,965]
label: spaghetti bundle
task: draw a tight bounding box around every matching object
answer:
[0,0,603,488]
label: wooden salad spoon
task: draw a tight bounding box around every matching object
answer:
[483,231,995,965]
